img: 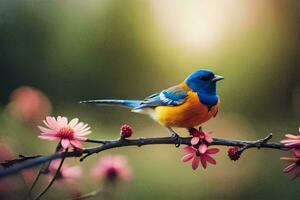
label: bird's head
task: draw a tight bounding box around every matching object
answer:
[184,70,223,94]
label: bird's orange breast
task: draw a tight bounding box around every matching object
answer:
[154,91,219,128]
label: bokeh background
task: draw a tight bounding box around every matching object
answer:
[0,0,299,199]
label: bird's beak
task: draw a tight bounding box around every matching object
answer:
[212,75,224,82]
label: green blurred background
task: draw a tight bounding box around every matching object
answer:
[0,0,299,199]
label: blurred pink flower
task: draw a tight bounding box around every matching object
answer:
[281,127,300,147]
[280,149,300,180]
[38,116,91,150]
[92,155,132,182]
[0,143,15,191]
[0,143,34,191]
[181,144,219,170]
[49,159,82,183]
[8,86,52,124]
[189,127,213,145]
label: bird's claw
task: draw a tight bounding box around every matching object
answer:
[171,133,181,147]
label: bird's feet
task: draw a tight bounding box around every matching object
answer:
[171,132,182,148]
[166,127,182,147]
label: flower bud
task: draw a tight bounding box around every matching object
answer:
[120,124,133,138]
[227,146,240,161]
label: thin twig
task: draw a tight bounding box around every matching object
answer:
[24,164,44,200]
[33,148,68,200]
[24,143,61,200]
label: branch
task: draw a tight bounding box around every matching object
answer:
[0,134,286,179]
[0,155,42,168]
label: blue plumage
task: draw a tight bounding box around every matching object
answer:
[79,99,142,108]
[184,70,223,108]
[80,69,223,111]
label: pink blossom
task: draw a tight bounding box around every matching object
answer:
[181,144,219,170]
[281,127,300,147]
[280,149,300,180]
[49,159,82,183]
[92,155,132,182]
[38,116,91,150]
[189,127,213,145]
[8,86,52,124]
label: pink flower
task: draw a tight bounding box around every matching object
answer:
[92,155,132,182]
[280,149,300,180]
[8,86,52,124]
[281,127,300,147]
[181,144,219,170]
[49,159,82,183]
[189,127,213,145]
[38,116,91,150]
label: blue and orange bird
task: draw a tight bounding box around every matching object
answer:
[80,69,223,145]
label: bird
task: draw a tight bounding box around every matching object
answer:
[80,69,223,146]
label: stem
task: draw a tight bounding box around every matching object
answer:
[24,143,62,200]
[34,148,68,200]
[24,164,44,200]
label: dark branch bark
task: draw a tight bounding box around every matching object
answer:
[0,134,286,179]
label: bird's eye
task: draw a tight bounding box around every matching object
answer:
[199,76,211,81]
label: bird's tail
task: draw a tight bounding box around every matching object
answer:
[79,99,142,108]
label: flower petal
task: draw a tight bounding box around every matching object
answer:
[59,117,68,127]
[70,140,83,149]
[76,131,91,136]
[46,116,60,131]
[280,157,299,162]
[199,144,207,154]
[285,134,299,139]
[181,153,194,162]
[75,136,87,141]
[281,139,300,145]
[76,127,91,135]
[61,138,70,149]
[204,155,216,165]
[292,149,300,157]
[191,137,200,145]
[204,131,213,135]
[183,146,195,154]
[283,163,297,173]
[76,124,89,132]
[38,126,56,135]
[73,122,84,131]
[200,155,207,169]
[205,136,213,143]
[38,135,59,141]
[192,157,200,170]
[206,148,220,154]
[68,118,79,128]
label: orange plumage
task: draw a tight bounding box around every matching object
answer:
[154,82,219,128]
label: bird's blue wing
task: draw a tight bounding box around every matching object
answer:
[133,84,188,109]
